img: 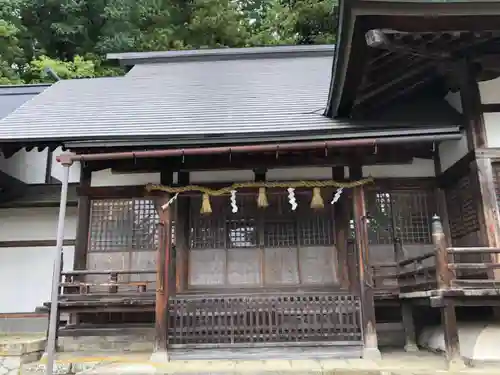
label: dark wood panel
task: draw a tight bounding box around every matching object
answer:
[482,103,500,113]
[0,239,76,248]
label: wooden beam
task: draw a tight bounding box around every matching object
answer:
[0,239,76,248]
[78,185,150,198]
[95,147,423,174]
[459,59,488,150]
[80,177,437,201]
[356,60,435,105]
[477,147,500,160]
[337,18,371,117]
[364,15,500,33]
[350,166,380,359]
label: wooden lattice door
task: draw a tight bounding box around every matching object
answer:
[87,198,160,289]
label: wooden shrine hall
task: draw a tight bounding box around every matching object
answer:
[4,0,500,366]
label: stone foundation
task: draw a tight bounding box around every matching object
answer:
[0,336,45,375]
[57,330,155,353]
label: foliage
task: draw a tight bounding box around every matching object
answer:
[0,0,339,84]
[0,0,27,84]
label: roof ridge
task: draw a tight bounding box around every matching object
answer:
[107,44,336,67]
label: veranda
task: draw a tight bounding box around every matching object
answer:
[41,134,500,366]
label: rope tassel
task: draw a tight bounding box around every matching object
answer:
[310,187,324,209]
[257,187,269,208]
[200,193,212,214]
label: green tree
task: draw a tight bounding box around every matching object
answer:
[248,0,337,46]
[0,0,339,84]
[97,0,173,53]
[0,0,27,84]
[20,0,105,60]
[25,55,96,82]
[185,0,249,48]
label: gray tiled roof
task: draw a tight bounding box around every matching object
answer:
[0,52,338,142]
[0,84,50,120]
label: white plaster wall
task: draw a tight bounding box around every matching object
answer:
[479,76,500,147]
[91,169,161,187]
[0,149,48,184]
[445,90,462,114]
[0,148,80,184]
[0,207,77,313]
[51,147,80,183]
[484,112,500,148]
[362,158,435,178]
[479,76,500,105]
[439,133,469,172]
[0,246,74,313]
[0,207,77,241]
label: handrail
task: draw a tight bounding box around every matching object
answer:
[62,269,156,276]
[398,251,436,267]
[447,247,500,254]
[59,268,157,296]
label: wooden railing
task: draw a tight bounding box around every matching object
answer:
[168,292,362,347]
[59,269,156,297]
[372,262,398,296]
[448,247,500,289]
[373,215,500,296]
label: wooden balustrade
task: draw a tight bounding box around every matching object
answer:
[372,215,500,296]
[168,292,362,347]
[447,247,500,289]
[59,269,156,297]
[372,263,399,296]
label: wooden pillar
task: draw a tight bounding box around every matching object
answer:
[350,166,380,359]
[332,166,349,289]
[176,172,190,292]
[254,168,266,287]
[433,215,464,369]
[71,164,91,327]
[472,158,500,252]
[401,301,418,352]
[458,59,500,274]
[458,59,486,152]
[151,171,173,361]
[73,164,91,271]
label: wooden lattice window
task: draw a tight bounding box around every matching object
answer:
[89,199,160,252]
[188,191,336,288]
[366,189,434,245]
[264,192,334,247]
[189,192,334,250]
[264,194,298,247]
[446,174,479,239]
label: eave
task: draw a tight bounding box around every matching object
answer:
[326,0,500,119]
